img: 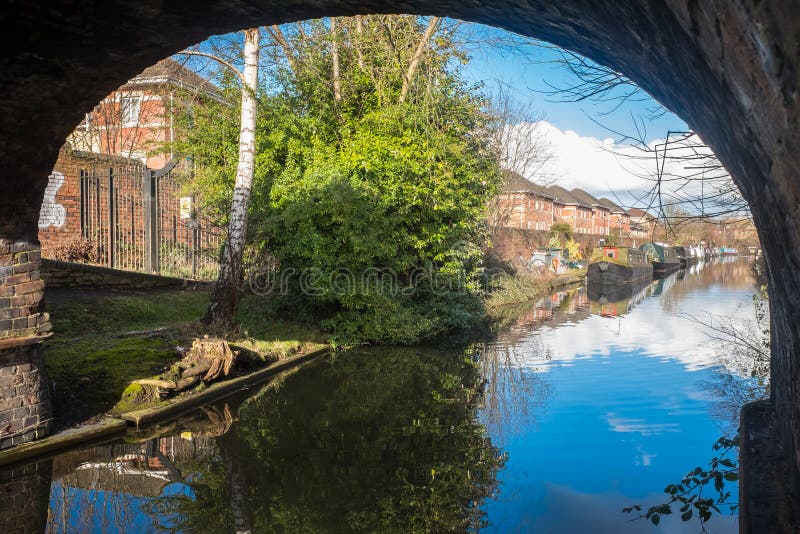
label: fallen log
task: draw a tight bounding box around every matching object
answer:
[114,337,240,412]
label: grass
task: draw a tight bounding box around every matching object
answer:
[484,273,549,311]
[484,269,587,314]
[44,288,325,429]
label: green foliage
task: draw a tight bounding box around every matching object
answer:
[564,239,581,260]
[174,17,502,344]
[623,435,739,528]
[149,345,504,532]
[549,222,573,246]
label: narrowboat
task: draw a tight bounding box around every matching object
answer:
[587,246,653,284]
[673,245,690,267]
[639,242,681,277]
[587,276,651,312]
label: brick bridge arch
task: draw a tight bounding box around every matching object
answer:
[1,1,798,528]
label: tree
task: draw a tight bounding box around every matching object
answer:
[548,222,573,247]
[177,16,504,344]
[178,28,261,326]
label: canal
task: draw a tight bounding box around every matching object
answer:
[1,258,761,533]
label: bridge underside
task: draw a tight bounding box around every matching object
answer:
[1,1,799,530]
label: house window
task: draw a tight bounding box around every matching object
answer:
[120,95,141,127]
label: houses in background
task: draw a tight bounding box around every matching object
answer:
[66,58,221,169]
[492,173,653,243]
[39,59,224,279]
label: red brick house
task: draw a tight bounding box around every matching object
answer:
[596,197,631,240]
[493,174,659,246]
[547,186,594,235]
[493,173,557,231]
[67,58,220,169]
[627,208,658,240]
[569,188,611,236]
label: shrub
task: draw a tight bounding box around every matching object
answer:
[53,238,96,263]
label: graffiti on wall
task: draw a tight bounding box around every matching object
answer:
[38,172,66,229]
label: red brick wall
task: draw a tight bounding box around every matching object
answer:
[37,146,146,260]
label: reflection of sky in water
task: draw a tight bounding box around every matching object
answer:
[480,262,754,533]
[48,480,189,533]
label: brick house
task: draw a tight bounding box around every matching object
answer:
[569,188,611,236]
[492,174,661,252]
[596,197,631,241]
[627,208,658,240]
[67,58,220,169]
[492,173,556,231]
[547,186,594,235]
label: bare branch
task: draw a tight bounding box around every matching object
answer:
[176,50,245,84]
[399,17,442,103]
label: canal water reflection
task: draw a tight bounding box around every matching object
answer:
[478,258,758,533]
[0,258,759,533]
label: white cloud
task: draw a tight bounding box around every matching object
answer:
[510,121,722,208]
[498,266,758,377]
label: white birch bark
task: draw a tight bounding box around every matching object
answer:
[204,27,259,325]
[330,18,342,102]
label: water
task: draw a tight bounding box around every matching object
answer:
[0,259,762,533]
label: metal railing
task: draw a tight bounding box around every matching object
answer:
[79,159,223,280]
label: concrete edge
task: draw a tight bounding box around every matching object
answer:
[116,346,330,428]
[0,418,128,468]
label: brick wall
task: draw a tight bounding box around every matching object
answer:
[0,460,52,534]
[0,240,51,449]
[0,243,49,341]
[489,226,636,267]
[0,342,51,449]
[41,258,210,290]
[37,145,146,259]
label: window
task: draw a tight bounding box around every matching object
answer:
[120,95,141,127]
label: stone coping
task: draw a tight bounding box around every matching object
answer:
[41,258,213,289]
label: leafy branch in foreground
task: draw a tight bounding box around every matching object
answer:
[623,436,739,531]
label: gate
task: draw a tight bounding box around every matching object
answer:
[80,159,223,279]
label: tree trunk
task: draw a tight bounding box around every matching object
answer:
[330,18,342,102]
[203,28,259,326]
[399,17,441,103]
[354,16,365,70]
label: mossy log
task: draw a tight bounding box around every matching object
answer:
[119,338,239,410]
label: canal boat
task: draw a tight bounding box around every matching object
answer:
[587,246,653,285]
[587,276,651,313]
[639,242,681,277]
[673,245,691,268]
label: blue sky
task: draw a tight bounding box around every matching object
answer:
[458,23,688,143]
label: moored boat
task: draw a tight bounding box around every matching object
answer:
[639,242,681,277]
[673,245,694,267]
[587,246,653,285]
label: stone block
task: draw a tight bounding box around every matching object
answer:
[14,279,44,295]
[3,273,30,285]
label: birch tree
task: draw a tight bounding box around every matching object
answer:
[180,28,261,326]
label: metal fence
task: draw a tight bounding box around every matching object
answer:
[80,159,223,279]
